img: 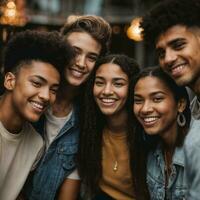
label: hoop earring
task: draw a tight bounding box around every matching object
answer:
[177,112,186,127]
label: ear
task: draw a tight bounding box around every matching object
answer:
[177,98,187,113]
[4,72,16,91]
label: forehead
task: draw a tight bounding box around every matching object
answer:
[156,25,192,48]
[135,76,172,95]
[18,61,59,81]
[66,31,102,55]
[96,63,128,79]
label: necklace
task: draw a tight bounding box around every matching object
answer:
[104,129,126,172]
[105,131,119,172]
[113,160,118,172]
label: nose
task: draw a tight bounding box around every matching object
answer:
[102,83,113,95]
[163,48,177,67]
[140,101,153,114]
[38,87,50,102]
[76,54,86,69]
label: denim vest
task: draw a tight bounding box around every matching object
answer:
[147,145,187,200]
[24,106,79,200]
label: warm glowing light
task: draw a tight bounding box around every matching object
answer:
[7,1,16,9]
[127,17,143,42]
[5,8,16,18]
[0,0,27,26]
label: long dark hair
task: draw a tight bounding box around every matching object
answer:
[77,54,142,198]
[132,66,191,198]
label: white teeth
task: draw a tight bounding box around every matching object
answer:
[171,64,186,74]
[143,117,158,123]
[101,98,115,103]
[71,69,85,78]
[31,102,44,110]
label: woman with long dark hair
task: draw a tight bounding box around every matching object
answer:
[133,67,191,200]
[78,54,143,199]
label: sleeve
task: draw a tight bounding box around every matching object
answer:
[66,169,80,180]
[184,142,200,200]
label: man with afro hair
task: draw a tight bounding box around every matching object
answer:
[0,30,74,200]
[141,0,200,199]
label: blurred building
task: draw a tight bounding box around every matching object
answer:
[0,0,161,70]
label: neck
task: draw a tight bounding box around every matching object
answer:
[0,94,24,133]
[57,82,79,101]
[106,111,128,134]
[160,125,177,150]
[189,76,200,98]
[52,84,78,117]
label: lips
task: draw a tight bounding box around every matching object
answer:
[141,116,159,127]
[69,67,86,78]
[30,100,47,113]
[99,97,117,106]
[170,63,187,77]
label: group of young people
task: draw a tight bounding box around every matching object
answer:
[0,0,200,199]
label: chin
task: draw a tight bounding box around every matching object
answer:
[68,79,84,87]
[26,114,41,123]
[144,129,159,136]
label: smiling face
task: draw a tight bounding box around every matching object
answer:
[93,63,129,118]
[6,61,60,122]
[156,25,200,91]
[133,76,181,137]
[65,31,102,87]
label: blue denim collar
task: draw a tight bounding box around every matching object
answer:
[154,144,185,167]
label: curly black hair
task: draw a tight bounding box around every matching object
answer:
[77,54,149,199]
[3,30,74,75]
[140,0,200,46]
[60,15,112,56]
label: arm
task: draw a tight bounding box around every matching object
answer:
[57,178,80,200]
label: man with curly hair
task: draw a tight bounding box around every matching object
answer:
[24,15,112,200]
[0,30,74,200]
[141,0,200,199]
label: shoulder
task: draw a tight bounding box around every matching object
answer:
[23,122,44,148]
[184,117,200,149]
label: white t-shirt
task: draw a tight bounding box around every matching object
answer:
[45,108,73,149]
[45,108,79,180]
[0,121,43,200]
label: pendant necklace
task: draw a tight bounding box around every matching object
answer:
[105,129,119,172]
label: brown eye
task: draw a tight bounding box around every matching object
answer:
[31,81,41,87]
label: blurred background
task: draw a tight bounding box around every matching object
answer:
[0,0,161,72]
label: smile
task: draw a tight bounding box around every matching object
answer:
[142,116,159,126]
[30,101,46,112]
[69,68,86,78]
[100,98,117,105]
[170,63,187,77]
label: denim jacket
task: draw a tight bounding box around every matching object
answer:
[24,106,79,200]
[147,145,187,200]
[184,97,200,200]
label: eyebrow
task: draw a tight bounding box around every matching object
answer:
[168,38,186,46]
[95,76,128,82]
[30,75,59,86]
[134,91,167,96]
[74,46,99,57]
[156,37,186,49]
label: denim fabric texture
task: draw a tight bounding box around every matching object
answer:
[184,97,200,200]
[147,145,187,200]
[24,106,79,200]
